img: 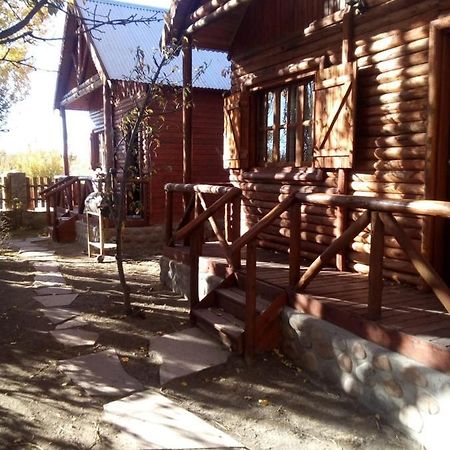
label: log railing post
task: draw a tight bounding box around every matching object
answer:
[165,189,174,245]
[231,194,242,270]
[289,201,301,287]
[245,239,257,359]
[367,211,384,320]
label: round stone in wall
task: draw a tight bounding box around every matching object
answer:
[399,405,424,433]
[417,393,440,415]
[383,378,404,398]
[341,373,363,397]
[373,353,392,372]
[403,366,428,388]
[302,351,319,373]
[351,342,367,360]
[337,353,353,373]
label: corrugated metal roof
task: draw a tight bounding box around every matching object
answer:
[76,0,230,90]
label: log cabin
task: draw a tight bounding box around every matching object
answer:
[161,1,450,446]
[51,0,228,243]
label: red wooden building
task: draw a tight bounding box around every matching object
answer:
[161,1,450,446]
[53,0,228,230]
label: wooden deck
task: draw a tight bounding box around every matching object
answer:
[164,243,450,373]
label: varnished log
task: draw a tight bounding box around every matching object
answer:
[359,133,427,148]
[351,241,409,261]
[352,171,425,184]
[349,261,422,286]
[359,99,427,118]
[362,110,427,126]
[355,25,429,59]
[361,121,426,138]
[357,38,428,70]
[175,189,240,241]
[358,50,428,78]
[289,202,301,287]
[295,193,450,219]
[357,159,425,172]
[359,146,426,160]
[350,181,424,196]
[361,88,428,108]
[359,63,429,88]
[231,193,295,254]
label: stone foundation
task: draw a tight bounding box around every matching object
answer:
[282,308,450,450]
[75,220,164,255]
[159,255,223,299]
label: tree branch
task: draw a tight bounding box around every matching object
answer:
[0,0,49,42]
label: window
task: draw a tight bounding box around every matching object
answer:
[257,79,314,166]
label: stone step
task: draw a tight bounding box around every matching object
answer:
[192,307,244,353]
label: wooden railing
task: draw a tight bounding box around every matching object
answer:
[0,176,6,210]
[165,183,241,311]
[27,176,54,210]
[165,183,450,354]
[41,176,94,227]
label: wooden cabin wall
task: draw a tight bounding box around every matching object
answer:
[113,83,227,225]
[227,0,448,286]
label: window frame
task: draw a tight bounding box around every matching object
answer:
[256,77,315,168]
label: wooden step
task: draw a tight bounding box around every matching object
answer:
[192,307,244,353]
[215,287,271,321]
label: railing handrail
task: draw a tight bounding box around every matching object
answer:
[40,176,78,197]
[174,187,241,241]
[293,192,450,219]
[165,183,235,195]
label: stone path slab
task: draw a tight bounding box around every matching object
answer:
[34,286,73,296]
[33,293,78,307]
[103,390,243,450]
[40,308,79,324]
[58,350,143,397]
[34,273,66,285]
[33,261,60,271]
[55,317,88,330]
[20,250,55,261]
[149,328,230,385]
[50,328,99,347]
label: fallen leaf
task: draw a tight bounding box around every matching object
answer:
[258,398,270,407]
[121,356,129,364]
[180,381,188,387]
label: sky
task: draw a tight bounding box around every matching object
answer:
[0,0,171,171]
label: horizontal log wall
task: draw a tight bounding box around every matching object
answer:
[228,0,448,283]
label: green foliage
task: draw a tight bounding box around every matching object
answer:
[0,149,64,177]
[0,0,63,130]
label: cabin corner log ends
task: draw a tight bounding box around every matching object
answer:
[164,184,450,355]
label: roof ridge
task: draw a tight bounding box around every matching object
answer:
[77,0,167,14]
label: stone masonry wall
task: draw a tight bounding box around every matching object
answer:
[282,308,450,450]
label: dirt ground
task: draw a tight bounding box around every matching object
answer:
[0,234,422,450]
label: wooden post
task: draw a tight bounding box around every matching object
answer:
[182,36,193,186]
[336,168,349,271]
[103,80,114,190]
[342,4,354,64]
[367,211,384,320]
[60,108,70,176]
[231,194,241,270]
[164,189,173,245]
[289,201,301,287]
[245,239,257,359]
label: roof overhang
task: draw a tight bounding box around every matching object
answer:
[163,0,252,51]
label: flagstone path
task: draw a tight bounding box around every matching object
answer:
[11,236,241,449]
